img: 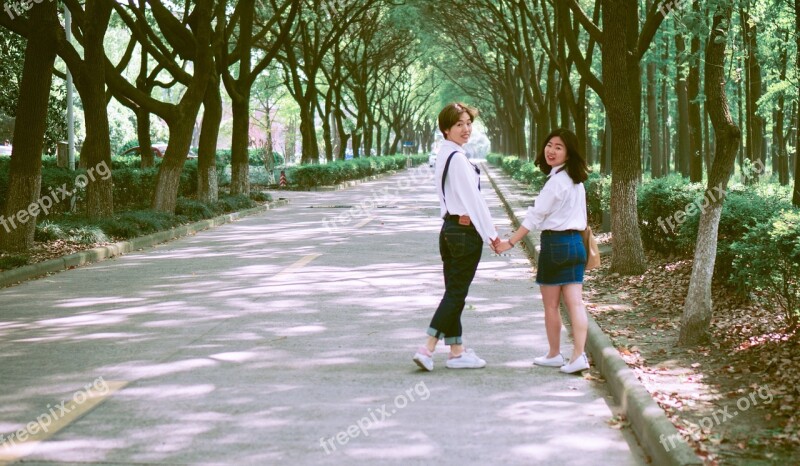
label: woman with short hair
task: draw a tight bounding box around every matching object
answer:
[412,102,501,371]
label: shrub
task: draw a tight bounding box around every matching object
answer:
[216,194,256,212]
[287,155,423,189]
[112,166,160,209]
[117,139,140,156]
[98,210,176,239]
[486,153,503,166]
[0,163,89,219]
[585,172,610,225]
[66,226,108,245]
[637,175,705,254]
[175,198,216,221]
[178,159,199,196]
[514,161,546,191]
[730,210,800,328]
[111,155,152,170]
[35,221,66,242]
[501,155,523,176]
[677,185,794,281]
[249,191,272,202]
[0,254,30,271]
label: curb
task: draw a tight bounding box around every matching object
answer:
[0,199,289,289]
[483,162,702,466]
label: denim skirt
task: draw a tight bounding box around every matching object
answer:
[535,230,586,285]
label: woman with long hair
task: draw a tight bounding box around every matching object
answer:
[495,128,591,374]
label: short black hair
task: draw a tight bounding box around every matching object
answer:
[437,103,478,138]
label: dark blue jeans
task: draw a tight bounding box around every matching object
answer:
[427,218,483,345]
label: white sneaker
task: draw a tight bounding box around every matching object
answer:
[412,347,434,371]
[533,353,565,367]
[445,348,486,369]
[560,353,590,374]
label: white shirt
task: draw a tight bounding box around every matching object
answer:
[436,140,498,243]
[521,164,587,232]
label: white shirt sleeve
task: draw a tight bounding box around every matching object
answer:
[444,154,498,243]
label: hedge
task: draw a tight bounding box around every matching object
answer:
[289,154,427,189]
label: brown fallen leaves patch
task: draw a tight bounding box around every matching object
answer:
[0,239,113,272]
[584,248,799,465]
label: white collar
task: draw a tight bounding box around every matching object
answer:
[441,140,463,152]
[548,164,566,177]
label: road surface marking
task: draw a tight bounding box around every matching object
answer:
[354,217,373,228]
[0,380,129,465]
[274,254,322,278]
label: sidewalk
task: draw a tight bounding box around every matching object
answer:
[0,164,644,465]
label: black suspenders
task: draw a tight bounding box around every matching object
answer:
[441,151,481,199]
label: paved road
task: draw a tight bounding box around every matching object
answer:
[0,163,645,465]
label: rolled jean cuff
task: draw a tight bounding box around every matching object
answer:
[426,327,462,345]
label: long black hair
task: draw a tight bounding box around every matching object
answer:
[534,128,589,184]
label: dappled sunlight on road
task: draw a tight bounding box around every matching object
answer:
[0,171,641,465]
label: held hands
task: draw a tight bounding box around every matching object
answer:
[490,237,514,254]
[494,240,513,254]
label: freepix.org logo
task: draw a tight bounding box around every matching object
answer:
[4,0,56,20]
[0,377,109,449]
[0,160,111,234]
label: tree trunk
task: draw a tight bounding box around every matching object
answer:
[679,5,742,346]
[704,103,713,169]
[148,0,214,213]
[299,101,319,164]
[794,0,800,207]
[374,123,381,157]
[602,0,647,275]
[741,9,764,184]
[80,0,114,219]
[152,117,196,212]
[661,33,670,176]
[389,123,402,155]
[0,1,59,252]
[265,109,274,174]
[688,28,703,182]
[352,130,362,158]
[230,98,250,194]
[197,77,221,203]
[136,108,154,168]
[364,114,375,158]
[777,46,789,186]
[285,117,297,165]
[647,59,662,178]
[676,34,690,177]
[331,112,341,160]
[136,44,154,169]
[321,88,334,162]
